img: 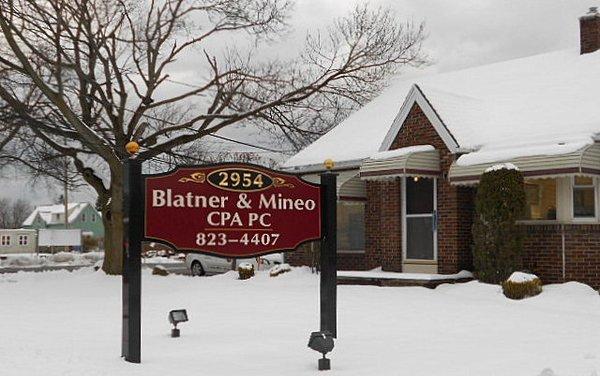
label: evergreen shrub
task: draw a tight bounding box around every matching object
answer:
[472,165,526,284]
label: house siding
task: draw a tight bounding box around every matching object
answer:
[71,205,104,239]
[0,230,37,254]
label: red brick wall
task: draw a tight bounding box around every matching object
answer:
[522,224,600,288]
[364,179,402,271]
[580,13,600,54]
[381,103,476,274]
[286,241,368,271]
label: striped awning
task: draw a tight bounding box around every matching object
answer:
[359,145,441,180]
[449,143,600,185]
[301,170,366,199]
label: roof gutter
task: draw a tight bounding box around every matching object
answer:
[281,158,364,174]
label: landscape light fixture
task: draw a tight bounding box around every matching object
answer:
[168,309,188,338]
[308,331,335,371]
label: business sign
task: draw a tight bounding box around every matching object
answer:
[144,164,322,257]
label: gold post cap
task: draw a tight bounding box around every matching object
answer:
[324,159,334,170]
[126,141,140,155]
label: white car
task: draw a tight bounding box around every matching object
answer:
[185,253,283,276]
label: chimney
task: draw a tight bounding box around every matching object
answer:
[580,7,600,54]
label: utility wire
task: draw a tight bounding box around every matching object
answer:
[122,107,294,154]
[126,73,307,154]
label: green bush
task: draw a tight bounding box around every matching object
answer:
[472,166,526,284]
[238,263,255,280]
[502,278,542,300]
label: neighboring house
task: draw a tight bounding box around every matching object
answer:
[22,202,104,243]
[0,229,37,254]
[283,8,600,288]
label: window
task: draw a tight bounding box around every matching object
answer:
[524,179,557,220]
[573,176,596,218]
[91,214,97,222]
[337,200,365,252]
[1,235,10,246]
[18,235,28,246]
[81,213,86,222]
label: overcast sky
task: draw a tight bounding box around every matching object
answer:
[0,0,594,205]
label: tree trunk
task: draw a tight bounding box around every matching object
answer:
[102,166,124,275]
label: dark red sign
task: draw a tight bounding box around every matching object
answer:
[144,164,322,257]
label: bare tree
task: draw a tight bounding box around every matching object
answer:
[0,197,33,228]
[0,0,426,274]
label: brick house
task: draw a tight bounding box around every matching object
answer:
[283,8,600,288]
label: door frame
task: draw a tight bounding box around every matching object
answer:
[401,176,438,263]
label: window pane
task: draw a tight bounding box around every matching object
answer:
[524,179,556,220]
[406,217,434,260]
[574,187,595,217]
[337,201,365,251]
[406,177,434,214]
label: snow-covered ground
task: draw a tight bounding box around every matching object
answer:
[0,251,104,268]
[338,268,473,281]
[1,268,599,376]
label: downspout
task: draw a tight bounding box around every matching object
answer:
[561,224,566,282]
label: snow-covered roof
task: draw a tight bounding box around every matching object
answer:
[22,202,92,226]
[368,145,434,161]
[284,49,600,170]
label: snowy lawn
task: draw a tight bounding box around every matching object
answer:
[1,268,600,376]
[0,251,104,268]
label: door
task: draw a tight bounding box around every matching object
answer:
[404,177,437,261]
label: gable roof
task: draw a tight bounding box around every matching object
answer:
[283,49,600,171]
[379,84,461,154]
[22,202,93,226]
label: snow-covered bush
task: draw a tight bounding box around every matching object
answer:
[93,260,103,271]
[82,252,104,262]
[6,255,35,267]
[50,252,75,263]
[238,263,255,280]
[502,272,542,299]
[152,265,169,276]
[472,166,526,284]
[269,263,291,277]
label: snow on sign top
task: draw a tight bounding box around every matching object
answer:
[283,49,600,170]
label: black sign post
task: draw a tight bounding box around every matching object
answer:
[122,158,143,363]
[320,172,337,338]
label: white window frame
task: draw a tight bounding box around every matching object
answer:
[402,176,438,263]
[571,176,598,222]
[1,235,10,246]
